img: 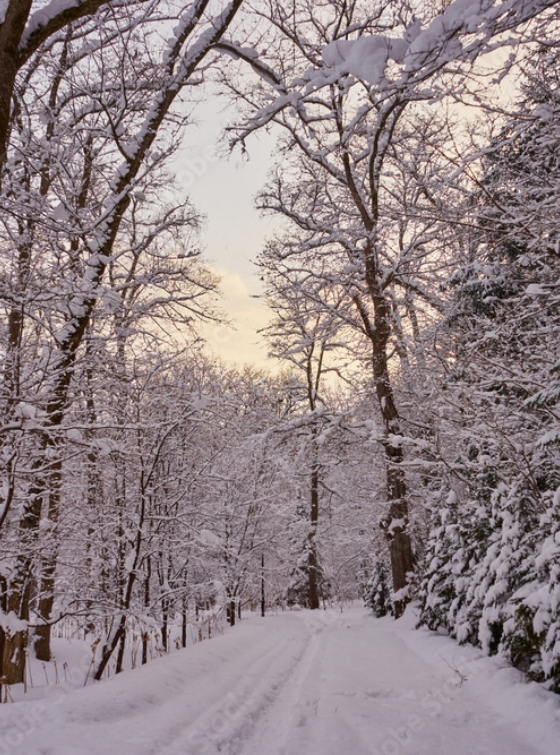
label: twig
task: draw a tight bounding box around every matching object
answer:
[441,655,468,685]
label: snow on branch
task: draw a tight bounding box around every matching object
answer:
[235,0,557,141]
[18,0,118,63]
[318,0,558,90]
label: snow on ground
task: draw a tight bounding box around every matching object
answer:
[0,605,559,755]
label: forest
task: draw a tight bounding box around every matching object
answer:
[1,0,560,701]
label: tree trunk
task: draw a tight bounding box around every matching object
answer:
[161,598,169,652]
[181,603,187,649]
[355,263,415,618]
[0,574,27,688]
[308,461,320,610]
[94,613,127,680]
[1,470,49,683]
[142,633,149,666]
[115,627,126,674]
[1,630,27,687]
[34,450,63,661]
[0,1,32,182]
[142,557,151,664]
[94,558,137,679]
[0,576,5,698]
[226,599,236,627]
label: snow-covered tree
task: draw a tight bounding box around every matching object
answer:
[258,240,356,608]
[0,0,244,684]
[419,36,560,688]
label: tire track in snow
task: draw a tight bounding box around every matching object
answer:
[163,612,338,755]
[158,632,295,755]
[235,612,344,755]
[158,613,334,755]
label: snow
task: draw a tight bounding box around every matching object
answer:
[20,1,83,50]
[53,203,70,222]
[322,35,406,86]
[199,528,223,547]
[1,605,559,754]
[302,0,553,98]
[0,610,27,634]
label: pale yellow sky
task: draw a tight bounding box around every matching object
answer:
[201,267,273,369]
[175,97,279,370]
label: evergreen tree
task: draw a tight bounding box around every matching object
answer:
[364,559,392,618]
[420,41,560,688]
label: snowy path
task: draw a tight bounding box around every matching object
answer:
[1,606,560,755]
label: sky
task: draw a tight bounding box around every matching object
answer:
[175,96,281,371]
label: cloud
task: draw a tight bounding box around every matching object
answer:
[202,267,273,369]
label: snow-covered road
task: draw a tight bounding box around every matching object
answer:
[1,606,559,755]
